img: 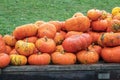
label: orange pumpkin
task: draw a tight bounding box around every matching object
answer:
[35,37,56,53]
[101,46,120,63]
[23,36,38,43]
[15,40,35,56]
[3,34,17,46]
[9,49,18,55]
[91,19,110,31]
[65,31,82,38]
[65,16,90,32]
[37,23,57,39]
[51,51,76,65]
[62,33,92,52]
[0,53,10,68]
[5,45,12,54]
[28,52,51,65]
[98,32,120,47]
[87,9,102,20]
[76,49,99,64]
[13,24,38,40]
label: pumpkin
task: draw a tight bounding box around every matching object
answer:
[13,24,38,40]
[54,31,66,45]
[91,19,110,31]
[3,34,17,46]
[65,16,90,32]
[49,21,62,32]
[51,51,76,65]
[10,54,27,66]
[88,43,102,56]
[0,53,10,68]
[15,40,35,56]
[72,12,84,17]
[112,7,120,16]
[35,37,56,53]
[28,52,51,65]
[37,23,57,39]
[0,36,6,53]
[110,19,120,32]
[101,46,120,63]
[55,45,64,52]
[98,32,120,47]
[87,9,102,20]
[62,33,92,52]
[5,45,12,54]
[76,49,99,64]
[65,31,82,38]
[23,36,38,43]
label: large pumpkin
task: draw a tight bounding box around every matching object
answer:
[0,53,10,68]
[37,23,57,39]
[110,19,120,32]
[101,46,120,63]
[10,54,27,66]
[13,24,38,40]
[51,51,76,65]
[62,33,92,52]
[76,49,99,64]
[65,16,90,32]
[35,37,56,53]
[15,40,35,56]
[98,32,120,47]
[28,52,51,65]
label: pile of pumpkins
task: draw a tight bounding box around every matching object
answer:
[0,7,120,68]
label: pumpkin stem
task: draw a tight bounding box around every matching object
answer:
[92,43,95,47]
[61,50,65,54]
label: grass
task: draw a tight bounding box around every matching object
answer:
[0,0,120,35]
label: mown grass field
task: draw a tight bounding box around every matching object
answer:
[0,0,120,35]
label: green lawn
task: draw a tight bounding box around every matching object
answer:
[0,0,120,35]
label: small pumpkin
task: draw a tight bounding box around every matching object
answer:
[28,52,51,65]
[5,45,12,54]
[10,54,27,66]
[65,16,90,32]
[65,31,82,38]
[76,49,99,64]
[91,19,110,32]
[13,24,38,40]
[3,34,17,46]
[37,23,57,39]
[101,46,120,63]
[0,53,10,68]
[98,32,120,47]
[62,33,92,52]
[23,36,38,43]
[87,9,102,20]
[15,40,35,56]
[51,51,76,65]
[35,37,56,53]
[112,7,120,16]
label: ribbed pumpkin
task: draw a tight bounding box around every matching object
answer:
[28,52,51,65]
[65,16,90,32]
[13,24,38,40]
[101,46,120,63]
[62,33,92,53]
[98,32,120,47]
[10,54,27,66]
